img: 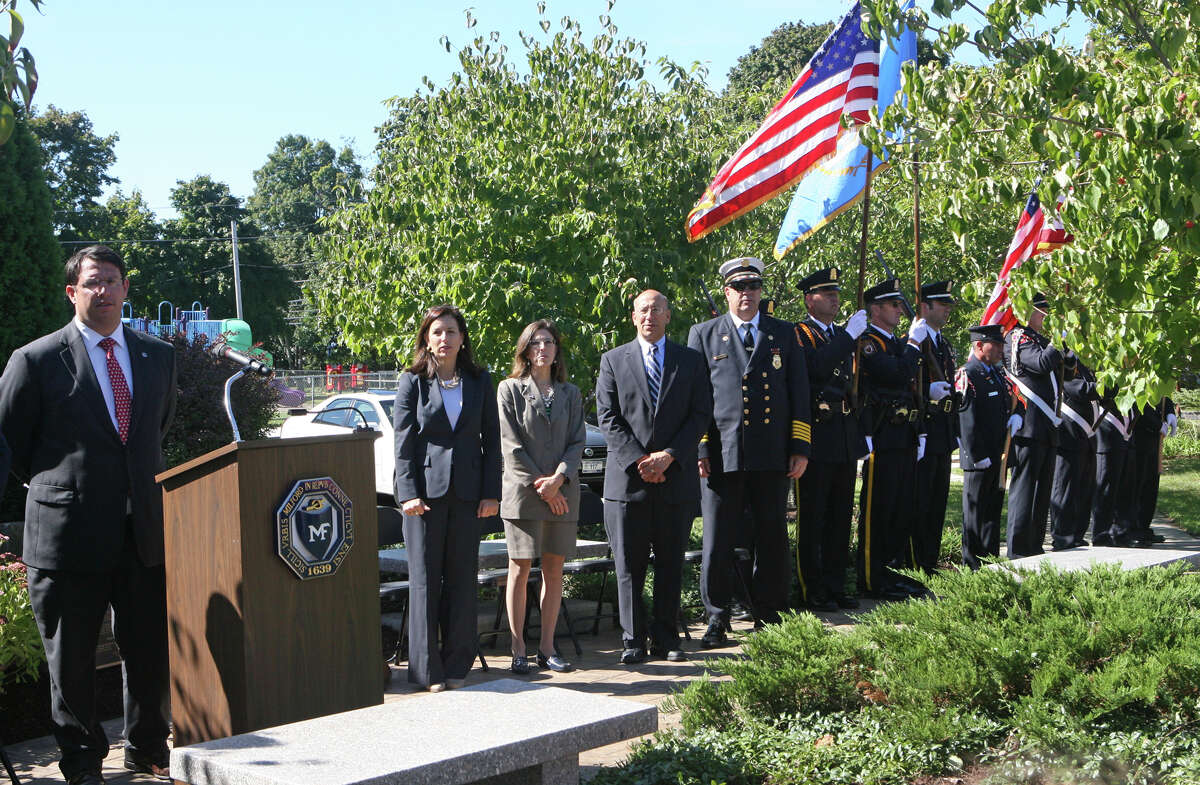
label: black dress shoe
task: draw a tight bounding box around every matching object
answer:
[67,773,104,785]
[619,647,647,664]
[729,602,754,621]
[1074,538,1090,547]
[1113,534,1152,548]
[865,587,909,601]
[832,593,860,609]
[806,595,839,613]
[700,622,731,649]
[510,655,534,675]
[1148,533,1166,543]
[650,646,688,662]
[1051,542,1078,552]
[537,649,574,672]
[125,748,171,780]
[1092,535,1116,547]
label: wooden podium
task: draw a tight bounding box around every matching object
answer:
[157,432,383,746]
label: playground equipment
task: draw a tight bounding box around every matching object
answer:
[121,300,273,367]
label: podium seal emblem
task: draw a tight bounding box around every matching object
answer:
[275,476,354,579]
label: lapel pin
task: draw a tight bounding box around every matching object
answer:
[141,352,148,357]
[721,335,729,342]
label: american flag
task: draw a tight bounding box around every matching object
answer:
[1031,192,1074,256]
[686,3,879,242]
[980,191,1045,330]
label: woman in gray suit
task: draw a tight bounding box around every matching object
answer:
[394,304,501,692]
[497,319,585,674]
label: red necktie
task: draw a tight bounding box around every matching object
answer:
[98,337,131,443]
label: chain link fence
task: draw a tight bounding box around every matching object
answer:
[272,370,403,409]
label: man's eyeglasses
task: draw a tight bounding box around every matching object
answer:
[529,339,557,348]
[728,279,762,292]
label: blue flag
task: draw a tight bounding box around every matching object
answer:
[773,11,917,259]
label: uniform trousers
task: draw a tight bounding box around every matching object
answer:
[26,534,169,781]
[403,492,480,687]
[1092,446,1135,542]
[1006,437,1054,557]
[700,469,789,623]
[960,465,1003,570]
[794,459,856,601]
[857,446,916,593]
[603,492,688,650]
[1131,433,1161,536]
[911,450,952,572]
[1050,440,1095,548]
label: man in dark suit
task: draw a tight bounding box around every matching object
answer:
[1050,356,1099,550]
[596,290,711,664]
[792,266,867,612]
[1003,292,1076,557]
[688,258,811,647]
[910,281,958,574]
[1130,397,1176,544]
[957,324,1020,569]
[1091,387,1141,547]
[0,245,177,785]
[855,278,925,600]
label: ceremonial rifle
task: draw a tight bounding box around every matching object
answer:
[697,278,720,319]
[876,250,946,384]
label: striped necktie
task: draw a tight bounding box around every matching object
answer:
[98,337,131,443]
[646,344,661,409]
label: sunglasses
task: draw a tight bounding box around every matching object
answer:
[728,279,763,292]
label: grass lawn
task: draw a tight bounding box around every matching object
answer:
[1155,454,1200,535]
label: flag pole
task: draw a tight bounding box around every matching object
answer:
[852,149,874,405]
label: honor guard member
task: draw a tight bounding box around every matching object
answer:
[1091,385,1141,547]
[855,278,925,600]
[1049,355,1100,550]
[956,325,1020,569]
[1002,292,1076,557]
[1130,397,1177,544]
[910,280,959,573]
[792,267,868,612]
[688,257,812,647]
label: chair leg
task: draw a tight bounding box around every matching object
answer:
[1,734,22,785]
[679,608,692,641]
[591,570,610,636]
[477,644,489,672]
[490,578,507,650]
[557,601,583,655]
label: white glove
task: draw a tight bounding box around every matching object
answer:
[907,317,929,345]
[1007,414,1022,437]
[975,456,993,469]
[917,434,927,461]
[928,381,952,401]
[1167,413,1178,437]
[845,309,868,339]
[863,435,874,458]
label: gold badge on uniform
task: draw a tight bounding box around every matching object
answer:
[772,355,782,369]
[863,342,876,355]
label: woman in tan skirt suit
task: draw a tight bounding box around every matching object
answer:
[497,319,585,674]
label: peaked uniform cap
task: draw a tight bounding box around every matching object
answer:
[920,279,955,302]
[797,266,841,293]
[968,324,1004,343]
[863,278,902,304]
[720,256,765,284]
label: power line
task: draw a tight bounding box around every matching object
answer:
[58,229,324,246]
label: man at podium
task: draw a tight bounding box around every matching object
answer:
[0,245,177,785]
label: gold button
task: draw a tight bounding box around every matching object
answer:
[742,385,748,391]
[743,419,750,425]
[763,384,769,390]
[762,372,767,378]
[764,395,770,401]
[765,407,771,413]
[744,408,750,414]
[763,418,771,424]
[743,397,749,403]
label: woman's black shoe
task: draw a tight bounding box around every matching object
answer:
[537,650,574,672]
[510,655,534,675]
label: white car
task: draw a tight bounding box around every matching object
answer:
[279,389,608,509]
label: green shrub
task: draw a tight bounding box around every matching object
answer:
[0,532,44,692]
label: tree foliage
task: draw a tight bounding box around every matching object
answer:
[0,117,65,361]
[319,7,753,394]
[862,0,1200,406]
[0,0,41,145]
[28,105,118,243]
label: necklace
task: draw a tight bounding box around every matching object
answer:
[437,372,461,389]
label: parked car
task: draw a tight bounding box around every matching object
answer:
[280,390,608,515]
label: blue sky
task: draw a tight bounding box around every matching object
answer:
[22,1,1085,219]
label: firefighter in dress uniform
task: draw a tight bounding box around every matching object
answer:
[1049,355,1100,550]
[1002,292,1076,558]
[910,280,959,573]
[792,266,868,612]
[687,257,812,647]
[1129,396,1177,544]
[855,278,926,600]
[956,324,1021,569]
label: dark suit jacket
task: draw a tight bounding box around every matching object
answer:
[595,338,711,503]
[1004,324,1075,446]
[794,318,865,463]
[919,333,960,454]
[857,325,922,450]
[0,323,177,572]
[0,431,9,499]
[688,313,811,472]
[392,369,502,504]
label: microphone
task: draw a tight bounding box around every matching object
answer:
[209,341,272,376]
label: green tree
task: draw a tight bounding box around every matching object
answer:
[0,0,41,145]
[248,134,363,368]
[862,0,1200,407]
[95,189,168,316]
[319,7,753,392]
[28,105,119,243]
[0,116,64,360]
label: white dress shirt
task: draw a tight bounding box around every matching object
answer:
[75,318,133,434]
[636,334,666,378]
[729,311,762,347]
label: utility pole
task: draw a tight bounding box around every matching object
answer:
[230,220,244,319]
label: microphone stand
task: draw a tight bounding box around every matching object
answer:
[224,370,246,441]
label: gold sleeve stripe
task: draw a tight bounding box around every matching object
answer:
[791,421,812,442]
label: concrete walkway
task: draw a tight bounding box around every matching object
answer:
[7,519,1197,785]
